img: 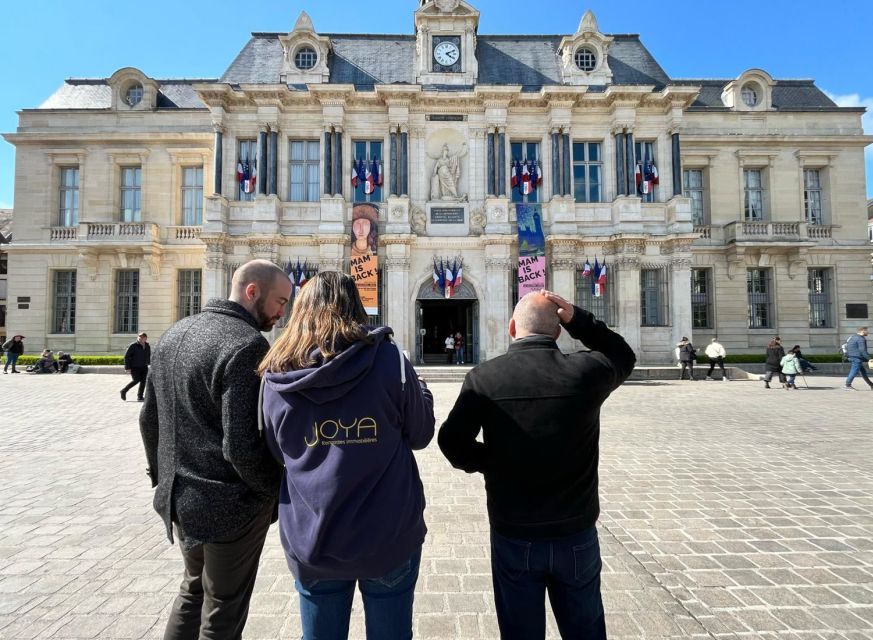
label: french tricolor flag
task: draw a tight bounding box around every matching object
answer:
[521,161,531,195]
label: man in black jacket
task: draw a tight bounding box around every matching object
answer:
[120,332,150,401]
[140,259,291,640]
[439,290,635,640]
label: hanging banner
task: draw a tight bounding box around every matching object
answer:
[516,203,546,298]
[350,203,379,315]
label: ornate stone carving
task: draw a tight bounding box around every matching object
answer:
[488,205,507,222]
[427,141,468,202]
[78,249,100,281]
[390,206,406,221]
[145,251,162,279]
[469,207,486,235]
[384,257,412,270]
[616,255,641,269]
[205,254,225,270]
[621,239,646,255]
[410,206,427,235]
[320,258,344,271]
[485,257,513,270]
[435,0,460,12]
[670,257,693,269]
[550,257,576,271]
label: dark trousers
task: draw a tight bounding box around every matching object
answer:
[763,368,787,384]
[490,527,607,640]
[163,505,272,640]
[679,360,695,379]
[122,367,148,399]
[707,357,726,378]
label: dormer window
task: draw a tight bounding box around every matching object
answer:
[574,47,597,72]
[741,84,760,107]
[125,84,143,106]
[294,47,317,70]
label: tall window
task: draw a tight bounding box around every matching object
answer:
[352,140,383,203]
[634,141,656,203]
[52,270,77,334]
[58,167,80,227]
[510,141,539,204]
[238,139,257,201]
[803,169,823,225]
[747,268,772,329]
[115,270,140,333]
[289,140,320,202]
[743,169,765,221]
[177,270,202,319]
[640,268,669,326]
[181,167,203,225]
[575,266,617,326]
[120,167,142,222]
[572,142,602,203]
[691,268,712,329]
[684,169,705,225]
[808,268,833,328]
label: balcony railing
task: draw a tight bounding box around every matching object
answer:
[49,222,157,243]
[725,221,802,243]
[166,226,202,242]
[50,226,77,241]
[807,224,833,239]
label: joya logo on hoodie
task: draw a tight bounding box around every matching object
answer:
[305,416,379,447]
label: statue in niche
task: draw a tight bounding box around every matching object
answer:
[428,142,468,202]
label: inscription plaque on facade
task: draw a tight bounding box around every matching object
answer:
[430,207,465,224]
[846,303,869,319]
[427,114,465,122]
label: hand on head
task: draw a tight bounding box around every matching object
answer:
[539,290,574,324]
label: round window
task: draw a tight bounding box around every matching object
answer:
[126,84,143,106]
[741,84,760,107]
[574,47,597,72]
[295,47,318,70]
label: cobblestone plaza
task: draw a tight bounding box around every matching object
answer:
[1,373,872,639]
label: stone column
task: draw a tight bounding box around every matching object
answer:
[670,253,693,349]
[497,128,507,197]
[257,129,268,196]
[484,245,512,360]
[617,255,642,358]
[383,241,413,351]
[204,242,226,301]
[562,133,571,198]
[390,128,399,197]
[212,126,223,196]
[549,241,577,351]
[268,129,278,196]
[486,131,495,196]
[624,133,636,196]
[400,128,409,196]
[333,129,344,197]
[672,132,682,197]
[551,130,561,196]
[323,128,333,196]
[614,132,626,196]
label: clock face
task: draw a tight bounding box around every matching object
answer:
[433,41,460,67]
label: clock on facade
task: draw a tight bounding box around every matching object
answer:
[433,41,460,68]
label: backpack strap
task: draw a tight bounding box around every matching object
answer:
[257,375,266,437]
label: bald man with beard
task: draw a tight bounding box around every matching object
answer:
[140,259,292,640]
[439,290,636,640]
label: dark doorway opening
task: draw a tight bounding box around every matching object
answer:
[418,299,476,365]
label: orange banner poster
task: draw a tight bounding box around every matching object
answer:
[350,204,379,315]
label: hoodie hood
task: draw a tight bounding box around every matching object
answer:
[264,326,394,404]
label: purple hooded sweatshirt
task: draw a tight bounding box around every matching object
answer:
[262,326,435,583]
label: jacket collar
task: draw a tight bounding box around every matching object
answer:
[507,334,558,352]
[203,298,260,331]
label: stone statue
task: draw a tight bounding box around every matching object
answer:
[469,207,486,235]
[410,206,427,235]
[428,142,468,202]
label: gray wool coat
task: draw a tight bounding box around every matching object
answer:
[139,298,281,549]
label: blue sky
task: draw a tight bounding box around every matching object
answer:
[1,0,871,209]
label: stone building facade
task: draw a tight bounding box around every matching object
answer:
[3,1,871,362]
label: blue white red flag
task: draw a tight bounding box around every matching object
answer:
[454,259,463,287]
[237,162,244,186]
[351,161,359,188]
[364,161,374,195]
[285,261,296,285]
[371,158,382,187]
[530,160,540,190]
[597,261,607,287]
[299,260,309,288]
[437,259,446,292]
[511,160,519,190]
[356,159,367,191]
[432,258,440,291]
[248,160,257,194]
[444,261,454,299]
[521,161,532,195]
[592,258,601,297]
[582,260,592,278]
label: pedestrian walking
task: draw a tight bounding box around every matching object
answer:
[844,326,873,391]
[780,350,803,390]
[763,336,787,389]
[258,271,435,640]
[444,333,455,364]
[120,332,150,401]
[2,335,24,373]
[676,336,697,380]
[704,337,728,381]
[439,290,635,640]
[139,259,292,640]
[454,331,465,365]
[790,345,817,374]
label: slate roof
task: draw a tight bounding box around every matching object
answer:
[220,32,672,90]
[678,79,836,109]
[37,80,212,110]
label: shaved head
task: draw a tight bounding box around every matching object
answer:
[511,292,561,339]
[230,259,286,297]
[229,259,292,331]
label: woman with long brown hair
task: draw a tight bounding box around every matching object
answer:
[258,270,434,640]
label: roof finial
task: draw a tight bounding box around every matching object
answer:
[293,11,315,33]
[578,10,599,34]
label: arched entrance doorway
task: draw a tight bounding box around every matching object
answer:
[415,280,479,365]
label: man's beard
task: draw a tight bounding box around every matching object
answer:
[254,296,277,331]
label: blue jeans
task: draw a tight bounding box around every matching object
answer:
[490,527,606,640]
[846,359,873,388]
[4,353,19,371]
[295,548,421,640]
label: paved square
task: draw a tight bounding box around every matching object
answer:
[0,373,872,639]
